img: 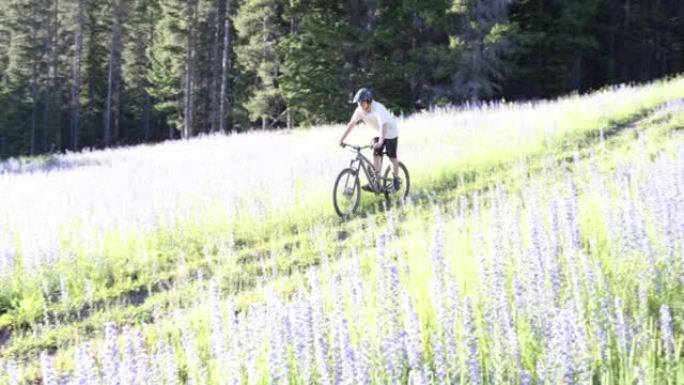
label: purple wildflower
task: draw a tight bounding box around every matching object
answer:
[520,369,532,385]
[244,305,267,385]
[224,300,241,385]
[354,339,371,385]
[512,277,527,320]
[180,315,206,385]
[208,282,230,382]
[132,329,151,385]
[382,331,407,384]
[6,360,21,385]
[290,296,314,384]
[463,298,481,385]
[330,275,345,383]
[72,343,100,385]
[267,291,289,385]
[636,365,647,385]
[386,265,402,329]
[430,331,447,384]
[565,178,582,251]
[540,302,591,385]
[613,298,632,357]
[403,291,426,383]
[659,304,675,361]
[40,351,58,385]
[349,252,367,329]
[309,271,331,385]
[120,326,137,385]
[160,342,179,385]
[336,317,356,385]
[100,322,120,385]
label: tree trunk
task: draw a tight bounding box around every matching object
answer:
[623,0,631,26]
[43,0,59,153]
[143,3,154,142]
[70,0,84,151]
[104,0,124,147]
[533,0,543,96]
[30,59,38,156]
[572,56,582,90]
[219,0,232,132]
[676,1,684,74]
[29,5,38,156]
[210,0,225,132]
[143,90,151,140]
[183,0,198,138]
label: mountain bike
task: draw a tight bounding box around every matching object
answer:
[333,142,410,218]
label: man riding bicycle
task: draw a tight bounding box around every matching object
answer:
[338,87,401,191]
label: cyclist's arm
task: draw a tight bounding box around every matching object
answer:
[339,121,356,145]
[341,109,362,145]
[376,123,388,147]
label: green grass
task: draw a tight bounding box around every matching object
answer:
[1,77,684,383]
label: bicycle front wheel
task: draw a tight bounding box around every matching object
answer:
[333,168,361,218]
[384,162,410,202]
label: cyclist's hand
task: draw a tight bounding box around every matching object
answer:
[374,139,384,149]
[339,140,345,148]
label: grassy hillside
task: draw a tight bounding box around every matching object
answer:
[1,77,683,384]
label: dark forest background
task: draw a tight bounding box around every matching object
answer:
[0,0,682,158]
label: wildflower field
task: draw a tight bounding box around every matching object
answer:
[1,76,683,384]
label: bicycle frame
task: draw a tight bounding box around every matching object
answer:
[334,142,410,217]
[343,144,390,191]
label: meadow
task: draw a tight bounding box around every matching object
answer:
[0,76,683,384]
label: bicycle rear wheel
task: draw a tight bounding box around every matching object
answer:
[383,162,410,202]
[333,168,361,218]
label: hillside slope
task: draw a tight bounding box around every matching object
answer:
[1,77,684,384]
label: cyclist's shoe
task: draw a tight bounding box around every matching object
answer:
[361,184,374,192]
[393,177,401,191]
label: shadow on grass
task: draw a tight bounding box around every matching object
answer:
[0,154,103,175]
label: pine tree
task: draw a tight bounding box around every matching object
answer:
[70,0,85,150]
[552,0,600,91]
[42,0,62,153]
[103,0,125,146]
[123,0,159,142]
[234,0,286,129]
[218,0,233,132]
[148,0,199,139]
[507,0,599,97]
[183,0,198,138]
[4,0,51,155]
[0,0,10,157]
[0,2,9,85]
[148,0,185,138]
[278,0,349,126]
[451,0,515,103]
[207,0,225,132]
[82,0,110,148]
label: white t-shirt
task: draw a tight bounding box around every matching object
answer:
[349,101,399,139]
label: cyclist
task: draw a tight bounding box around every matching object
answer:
[338,87,401,192]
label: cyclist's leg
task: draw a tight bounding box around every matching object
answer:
[390,158,399,176]
[372,137,383,176]
[386,138,399,177]
[386,138,401,190]
[374,155,383,175]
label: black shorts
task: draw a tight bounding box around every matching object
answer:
[372,137,398,158]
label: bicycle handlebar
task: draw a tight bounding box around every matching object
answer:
[341,142,373,152]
